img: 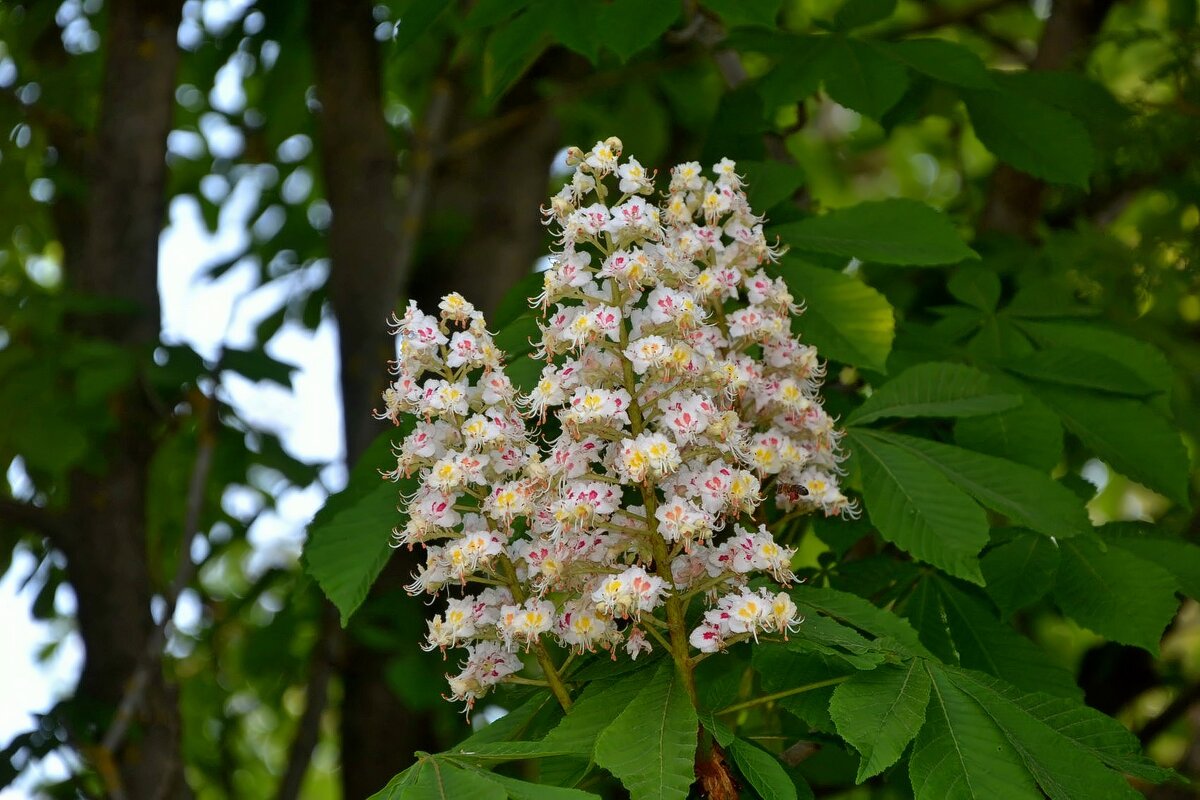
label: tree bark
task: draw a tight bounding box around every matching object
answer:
[978,0,1116,239]
[56,0,188,796]
[307,0,441,797]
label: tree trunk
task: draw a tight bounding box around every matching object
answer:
[58,0,187,796]
[307,0,439,796]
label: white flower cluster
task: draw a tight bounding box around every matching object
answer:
[378,137,855,712]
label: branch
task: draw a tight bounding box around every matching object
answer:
[1139,681,1200,746]
[0,498,68,543]
[275,604,339,800]
[96,388,219,774]
[887,0,1018,38]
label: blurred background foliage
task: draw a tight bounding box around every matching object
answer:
[0,0,1197,797]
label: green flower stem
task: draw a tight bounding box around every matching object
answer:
[716,675,850,716]
[613,280,701,709]
[496,554,574,711]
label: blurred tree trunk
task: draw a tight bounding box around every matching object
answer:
[309,0,560,785]
[54,0,188,796]
[308,0,438,797]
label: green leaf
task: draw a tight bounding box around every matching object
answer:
[540,671,648,755]
[729,739,798,800]
[1053,537,1179,653]
[546,0,602,62]
[791,586,933,658]
[991,70,1129,131]
[1011,319,1173,394]
[393,0,451,50]
[934,578,1078,698]
[777,259,895,372]
[973,673,1174,784]
[830,661,931,780]
[877,39,993,89]
[1003,348,1158,396]
[947,266,1001,311]
[740,159,806,210]
[753,647,852,734]
[396,760,507,800]
[773,199,978,266]
[486,775,600,800]
[1102,523,1200,600]
[898,577,958,663]
[847,430,991,583]
[221,346,298,389]
[596,0,680,62]
[944,669,1143,799]
[980,532,1061,618]
[700,0,783,28]
[755,35,833,110]
[864,431,1092,539]
[847,362,1021,425]
[785,613,886,670]
[594,661,698,800]
[822,36,910,120]
[304,429,407,625]
[954,389,1064,471]
[484,9,549,100]
[963,86,1094,188]
[910,664,1044,799]
[1034,386,1190,506]
[833,0,896,29]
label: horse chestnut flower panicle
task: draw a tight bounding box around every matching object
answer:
[377,137,857,714]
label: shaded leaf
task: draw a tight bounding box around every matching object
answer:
[773,199,978,266]
[878,38,993,89]
[866,431,1091,539]
[1054,537,1179,653]
[980,532,1061,618]
[778,259,895,372]
[1034,386,1190,506]
[830,661,931,780]
[730,738,798,800]
[963,87,1094,187]
[848,430,991,583]
[304,429,407,625]
[822,35,910,120]
[847,362,1021,425]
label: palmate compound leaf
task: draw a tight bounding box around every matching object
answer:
[829,660,931,781]
[846,362,1022,425]
[860,430,1092,539]
[593,660,699,800]
[930,577,1078,698]
[772,199,978,266]
[847,430,990,584]
[1102,522,1200,600]
[304,426,412,625]
[790,584,933,659]
[776,259,895,373]
[910,665,1146,800]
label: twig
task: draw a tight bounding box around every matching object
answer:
[1139,681,1200,746]
[717,676,849,715]
[274,604,339,800]
[0,498,68,543]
